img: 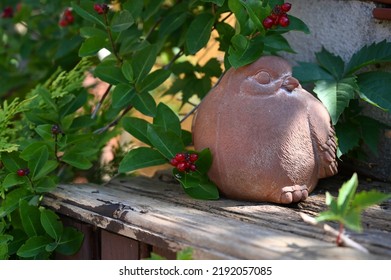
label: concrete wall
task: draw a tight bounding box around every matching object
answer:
[281,0,391,181]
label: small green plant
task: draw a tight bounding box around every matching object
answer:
[293,40,391,158]
[316,173,391,245]
[146,247,194,260]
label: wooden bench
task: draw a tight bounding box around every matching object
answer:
[42,172,391,260]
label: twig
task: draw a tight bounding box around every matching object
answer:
[91,84,112,119]
[299,212,369,254]
[94,105,133,134]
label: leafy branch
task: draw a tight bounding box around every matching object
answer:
[293,40,391,157]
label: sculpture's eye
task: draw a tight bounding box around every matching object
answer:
[254,71,271,84]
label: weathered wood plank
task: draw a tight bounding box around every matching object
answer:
[43,173,391,260]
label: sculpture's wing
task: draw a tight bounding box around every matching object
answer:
[308,100,338,178]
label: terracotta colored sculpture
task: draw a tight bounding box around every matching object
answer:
[192,56,338,204]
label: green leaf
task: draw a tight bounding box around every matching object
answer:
[159,12,188,38]
[239,0,264,32]
[202,0,225,6]
[121,60,134,82]
[118,147,167,173]
[335,122,361,155]
[356,116,386,156]
[315,48,345,80]
[137,69,171,93]
[123,0,143,19]
[28,146,49,180]
[228,35,264,68]
[173,169,219,200]
[131,44,158,83]
[35,125,54,141]
[201,58,223,77]
[33,161,58,181]
[19,200,44,237]
[94,60,128,85]
[342,209,362,232]
[112,84,136,109]
[314,77,357,125]
[17,236,52,258]
[352,190,391,211]
[21,142,50,161]
[56,227,84,256]
[185,13,215,54]
[315,210,341,223]
[293,62,334,84]
[325,191,338,213]
[357,71,391,112]
[61,153,93,170]
[176,247,194,260]
[80,26,107,38]
[275,15,310,34]
[35,176,57,193]
[153,103,181,136]
[337,173,359,216]
[79,36,107,57]
[0,188,32,218]
[71,1,105,28]
[345,40,391,75]
[2,173,27,190]
[122,117,152,145]
[111,10,134,32]
[133,93,157,117]
[147,125,185,159]
[7,229,27,256]
[142,0,164,20]
[262,34,295,53]
[1,152,25,172]
[192,148,213,174]
[40,209,63,241]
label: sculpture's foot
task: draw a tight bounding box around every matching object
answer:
[279,185,308,204]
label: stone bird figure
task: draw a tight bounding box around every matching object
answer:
[192,56,338,204]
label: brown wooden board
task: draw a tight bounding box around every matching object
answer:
[43,173,391,260]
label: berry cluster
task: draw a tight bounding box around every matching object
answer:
[170,152,198,173]
[262,3,292,30]
[94,3,109,15]
[59,8,74,27]
[17,168,30,177]
[51,124,63,136]
[1,6,13,18]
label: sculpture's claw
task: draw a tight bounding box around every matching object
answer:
[279,185,308,204]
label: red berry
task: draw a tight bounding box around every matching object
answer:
[175,153,186,162]
[1,6,13,18]
[169,158,179,166]
[17,168,29,177]
[94,3,109,14]
[189,153,198,162]
[281,3,292,12]
[189,164,197,172]
[176,162,187,172]
[262,17,274,29]
[279,15,290,27]
[59,19,68,27]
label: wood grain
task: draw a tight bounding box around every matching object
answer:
[43,173,391,260]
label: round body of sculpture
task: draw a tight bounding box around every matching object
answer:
[192,56,338,204]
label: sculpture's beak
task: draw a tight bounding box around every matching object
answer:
[282,76,300,92]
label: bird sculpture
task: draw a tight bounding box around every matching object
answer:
[192,56,338,204]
